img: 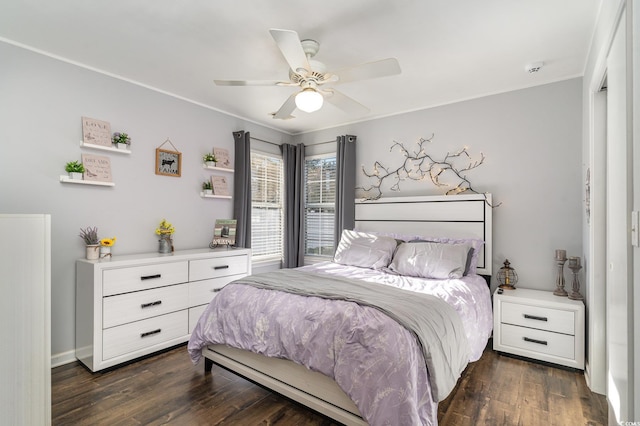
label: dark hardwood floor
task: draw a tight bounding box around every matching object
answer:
[52,342,607,425]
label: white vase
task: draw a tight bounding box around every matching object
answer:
[205,161,216,168]
[116,143,128,150]
[100,246,111,257]
[203,189,213,195]
[86,244,100,260]
[69,172,83,180]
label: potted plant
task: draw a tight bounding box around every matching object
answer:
[79,226,100,260]
[112,132,131,150]
[202,180,213,195]
[203,153,217,167]
[65,161,85,180]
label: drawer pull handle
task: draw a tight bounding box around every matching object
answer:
[140,274,161,281]
[141,300,162,309]
[211,288,223,293]
[213,265,229,270]
[524,314,548,322]
[523,337,548,346]
[140,329,161,338]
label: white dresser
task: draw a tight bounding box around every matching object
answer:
[1,215,51,425]
[76,247,251,371]
[493,288,585,369]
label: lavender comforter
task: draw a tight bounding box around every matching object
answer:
[188,262,493,426]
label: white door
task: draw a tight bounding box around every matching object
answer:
[605,10,632,423]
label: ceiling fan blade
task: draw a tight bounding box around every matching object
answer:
[331,58,401,85]
[214,79,284,86]
[323,89,370,116]
[272,93,297,120]
[269,29,310,74]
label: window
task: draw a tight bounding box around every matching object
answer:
[304,154,336,258]
[251,151,284,262]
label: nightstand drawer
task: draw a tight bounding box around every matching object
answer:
[500,323,575,360]
[103,283,188,328]
[189,254,248,281]
[103,310,188,360]
[501,302,575,335]
[103,261,189,296]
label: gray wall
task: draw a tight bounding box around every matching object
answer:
[298,78,584,292]
[0,42,292,362]
[2,40,584,363]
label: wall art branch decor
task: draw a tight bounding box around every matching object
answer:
[357,135,498,206]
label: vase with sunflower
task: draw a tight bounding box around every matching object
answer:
[155,219,175,253]
[100,237,116,258]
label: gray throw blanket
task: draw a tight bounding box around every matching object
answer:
[235,268,471,401]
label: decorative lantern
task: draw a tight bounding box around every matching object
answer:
[497,259,518,290]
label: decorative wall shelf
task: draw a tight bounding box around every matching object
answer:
[60,176,115,187]
[200,192,232,199]
[80,141,131,154]
[203,164,234,173]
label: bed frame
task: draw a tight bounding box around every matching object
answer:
[202,194,493,425]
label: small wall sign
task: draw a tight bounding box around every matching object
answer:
[82,117,112,147]
[155,139,182,177]
[81,154,113,182]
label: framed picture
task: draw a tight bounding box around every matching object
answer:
[82,154,112,182]
[155,148,181,177]
[82,117,112,147]
[211,219,237,247]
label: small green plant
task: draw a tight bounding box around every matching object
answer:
[65,161,85,173]
[79,226,99,245]
[203,153,217,163]
[202,181,212,190]
[112,132,131,145]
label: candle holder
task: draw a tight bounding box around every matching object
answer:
[553,251,568,296]
[568,257,584,300]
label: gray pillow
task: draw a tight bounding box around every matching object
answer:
[389,241,471,279]
[333,230,399,269]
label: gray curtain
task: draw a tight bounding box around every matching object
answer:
[335,135,357,245]
[281,143,305,268]
[233,130,251,248]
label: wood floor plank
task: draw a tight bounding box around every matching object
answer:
[53,341,607,425]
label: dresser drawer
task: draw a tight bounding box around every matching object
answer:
[500,323,575,360]
[189,254,248,281]
[103,310,188,360]
[103,261,189,296]
[103,283,189,328]
[501,302,575,335]
[188,275,244,307]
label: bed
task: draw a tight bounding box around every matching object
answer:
[188,194,493,425]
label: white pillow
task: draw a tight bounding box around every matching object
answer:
[388,241,471,279]
[333,230,399,269]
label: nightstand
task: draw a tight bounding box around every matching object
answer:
[493,288,585,369]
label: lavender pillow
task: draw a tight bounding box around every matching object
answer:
[333,230,399,269]
[389,241,471,279]
[360,230,484,275]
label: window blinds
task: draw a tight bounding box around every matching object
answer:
[251,151,284,262]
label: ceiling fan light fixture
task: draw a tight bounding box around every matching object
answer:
[295,88,323,113]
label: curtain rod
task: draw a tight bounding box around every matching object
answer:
[250,136,335,147]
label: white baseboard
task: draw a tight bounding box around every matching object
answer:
[51,350,77,368]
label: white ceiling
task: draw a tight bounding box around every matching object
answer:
[0,0,602,135]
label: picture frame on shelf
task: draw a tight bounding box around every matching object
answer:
[82,117,112,147]
[81,154,113,183]
[213,147,231,169]
[155,148,182,177]
[211,175,230,196]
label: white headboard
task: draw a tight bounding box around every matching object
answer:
[354,194,493,275]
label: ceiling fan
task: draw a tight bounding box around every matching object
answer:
[214,29,401,119]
